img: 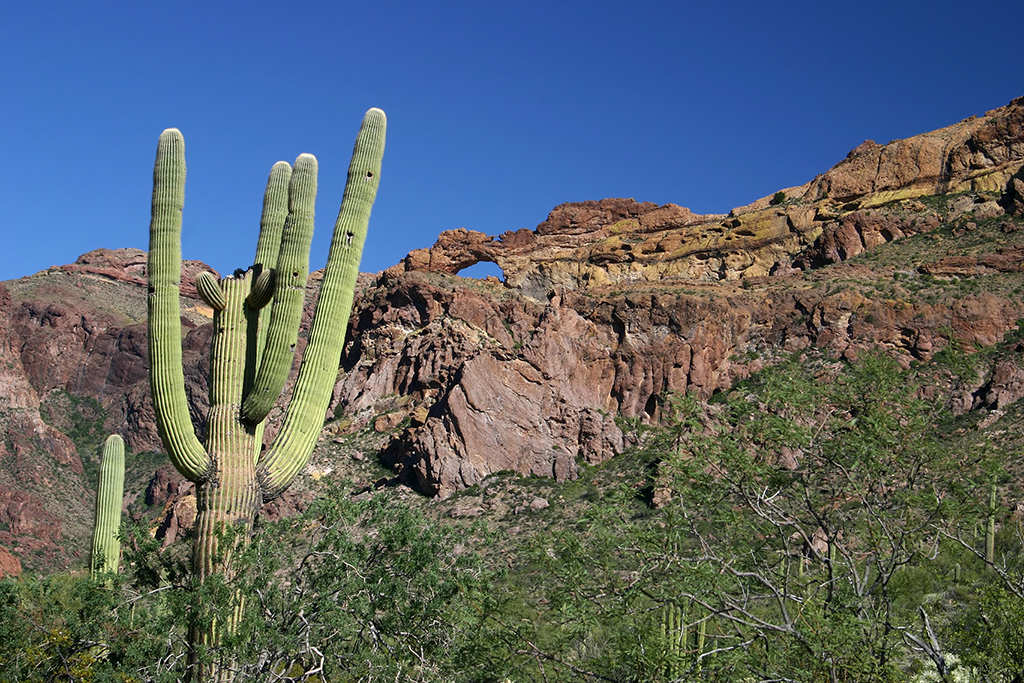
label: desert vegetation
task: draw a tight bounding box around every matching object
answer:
[4,337,1024,681]
[4,96,1024,683]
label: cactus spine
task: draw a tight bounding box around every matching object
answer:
[90,435,125,578]
[146,110,385,677]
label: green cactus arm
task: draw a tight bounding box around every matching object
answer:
[240,154,318,425]
[249,161,291,372]
[148,128,212,482]
[90,434,125,577]
[252,161,292,272]
[195,271,226,311]
[247,268,276,310]
[258,108,386,498]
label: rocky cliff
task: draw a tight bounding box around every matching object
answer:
[343,96,1024,496]
[3,96,1024,572]
[393,98,1023,291]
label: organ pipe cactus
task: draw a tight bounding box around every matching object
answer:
[90,434,125,578]
[147,109,385,675]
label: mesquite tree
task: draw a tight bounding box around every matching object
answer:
[147,109,385,677]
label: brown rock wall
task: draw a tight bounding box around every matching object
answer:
[341,261,1024,498]
[0,546,22,578]
[985,360,1024,410]
[0,486,65,562]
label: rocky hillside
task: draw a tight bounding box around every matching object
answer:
[2,96,1024,574]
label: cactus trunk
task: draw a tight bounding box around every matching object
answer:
[90,434,125,578]
[695,614,707,671]
[194,273,262,580]
[986,476,997,565]
[146,110,385,682]
[662,600,686,678]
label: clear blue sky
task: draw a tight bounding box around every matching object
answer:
[2,1,1021,281]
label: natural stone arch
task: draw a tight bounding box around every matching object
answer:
[457,260,505,281]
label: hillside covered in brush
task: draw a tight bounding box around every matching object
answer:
[3,94,1024,682]
[3,96,1024,574]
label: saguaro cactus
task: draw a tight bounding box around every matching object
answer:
[90,434,125,578]
[661,600,687,678]
[986,476,998,565]
[147,109,385,677]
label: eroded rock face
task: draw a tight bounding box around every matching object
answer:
[339,262,1024,497]
[334,100,1024,498]
[0,486,65,561]
[919,245,1024,277]
[0,545,21,578]
[807,98,1024,202]
[985,360,1024,410]
[60,248,218,301]
[8,252,216,455]
[5,97,1024,571]
[392,99,1024,296]
[0,252,219,571]
[0,282,92,570]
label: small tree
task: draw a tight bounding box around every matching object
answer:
[503,352,985,681]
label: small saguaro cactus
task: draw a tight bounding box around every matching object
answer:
[661,600,687,678]
[90,434,125,578]
[986,475,998,565]
[147,109,385,676]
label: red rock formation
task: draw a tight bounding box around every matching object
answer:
[920,245,1024,277]
[0,486,64,560]
[341,261,1024,496]
[806,97,1024,201]
[59,247,218,300]
[334,99,1024,497]
[985,359,1024,410]
[393,98,1024,295]
[8,251,214,455]
[4,96,1024,566]
[0,546,21,578]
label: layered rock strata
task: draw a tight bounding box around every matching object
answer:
[393,97,1024,295]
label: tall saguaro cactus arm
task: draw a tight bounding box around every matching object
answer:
[148,129,212,482]
[252,161,292,273]
[90,434,125,577]
[241,155,319,425]
[259,108,386,497]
